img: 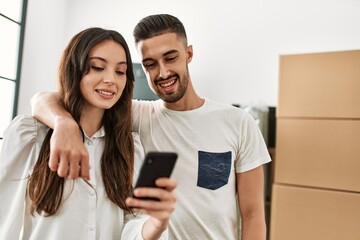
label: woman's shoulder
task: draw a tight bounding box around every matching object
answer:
[0,115,49,180]
[5,115,49,137]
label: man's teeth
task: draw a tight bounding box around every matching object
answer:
[97,90,113,95]
[160,80,175,87]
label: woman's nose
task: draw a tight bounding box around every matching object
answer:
[103,71,116,84]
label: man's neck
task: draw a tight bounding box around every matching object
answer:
[163,87,204,111]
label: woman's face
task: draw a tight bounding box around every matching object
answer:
[80,40,128,114]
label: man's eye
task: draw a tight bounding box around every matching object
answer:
[91,66,103,71]
[144,63,156,69]
[166,56,176,62]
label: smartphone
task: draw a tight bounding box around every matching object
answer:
[132,151,178,201]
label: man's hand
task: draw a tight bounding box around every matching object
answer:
[50,116,90,180]
[31,91,90,179]
[126,178,177,238]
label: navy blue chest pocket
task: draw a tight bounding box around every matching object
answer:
[197,151,232,190]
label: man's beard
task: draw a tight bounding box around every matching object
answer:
[158,71,189,103]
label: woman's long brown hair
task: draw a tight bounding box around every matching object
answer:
[28,28,135,216]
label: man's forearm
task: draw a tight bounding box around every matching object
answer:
[241,216,266,240]
[237,167,267,240]
[30,91,74,128]
[30,91,90,179]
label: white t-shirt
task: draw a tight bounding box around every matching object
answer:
[0,115,151,240]
[132,98,271,240]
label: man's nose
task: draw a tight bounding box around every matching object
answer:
[159,63,170,79]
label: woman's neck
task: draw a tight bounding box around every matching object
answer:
[80,108,104,138]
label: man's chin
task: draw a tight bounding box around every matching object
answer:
[162,95,182,103]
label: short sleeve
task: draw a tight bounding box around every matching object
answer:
[235,112,271,173]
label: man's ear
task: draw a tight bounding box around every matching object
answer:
[186,45,193,63]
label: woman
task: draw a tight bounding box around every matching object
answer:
[0,27,176,239]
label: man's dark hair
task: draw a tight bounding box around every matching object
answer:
[133,14,188,46]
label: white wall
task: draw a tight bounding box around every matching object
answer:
[18,0,69,115]
[18,0,360,115]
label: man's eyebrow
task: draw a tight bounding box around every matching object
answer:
[142,49,179,64]
[163,49,178,56]
[90,56,127,65]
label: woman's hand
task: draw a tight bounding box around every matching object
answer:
[126,178,177,239]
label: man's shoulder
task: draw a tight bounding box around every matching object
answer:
[132,99,161,107]
[131,99,163,119]
[205,98,248,115]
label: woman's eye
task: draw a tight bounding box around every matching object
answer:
[116,71,125,75]
[91,66,103,71]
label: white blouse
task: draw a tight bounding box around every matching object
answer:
[0,115,157,240]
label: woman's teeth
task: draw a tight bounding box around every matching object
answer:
[96,90,114,95]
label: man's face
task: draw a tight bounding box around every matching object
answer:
[137,32,193,103]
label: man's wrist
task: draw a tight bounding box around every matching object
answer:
[54,115,78,130]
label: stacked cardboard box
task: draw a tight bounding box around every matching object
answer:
[270,50,360,240]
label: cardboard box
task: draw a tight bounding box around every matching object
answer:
[275,118,360,192]
[270,184,360,240]
[277,50,360,118]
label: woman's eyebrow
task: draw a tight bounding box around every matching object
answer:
[90,56,127,65]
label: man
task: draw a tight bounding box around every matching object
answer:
[31,14,271,239]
